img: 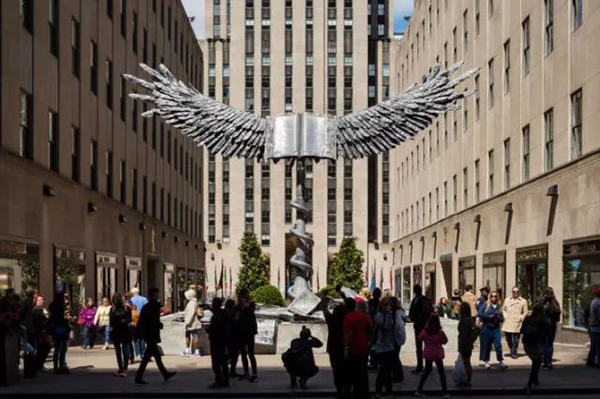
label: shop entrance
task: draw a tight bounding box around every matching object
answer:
[516,245,548,309]
[0,239,39,295]
[424,263,436,302]
[440,253,453,298]
[54,246,86,307]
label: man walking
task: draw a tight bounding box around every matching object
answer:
[344,300,372,399]
[587,287,600,368]
[135,287,176,385]
[409,284,433,374]
[208,297,230,388]
[130,288,148,360]
[502,286,528,359]
[323,292,349,399]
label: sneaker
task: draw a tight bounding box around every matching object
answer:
[81,345,88,350]
[114,370,122,377]
[484,362,491,370]
[298,378,307,390]
[120,370,128,378]
[546,363,554,370]
[181,350,191,357]
[510,354,518,359]
[193,350,202,357]
[239,373,250,381]
[479,361,486,367]
[103,345,109,350]
[499,361,508,370]
[164,371,177,381]
[249,374,259,383]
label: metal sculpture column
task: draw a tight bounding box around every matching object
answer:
[287,159,314,299]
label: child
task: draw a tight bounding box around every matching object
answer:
[415,313,450,398]
[282,326,323,390]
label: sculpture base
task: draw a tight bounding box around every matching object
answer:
[287,289,322,316]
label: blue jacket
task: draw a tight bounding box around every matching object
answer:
[477,303,504,330]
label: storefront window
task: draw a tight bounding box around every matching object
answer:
[563,239,600,330]
[125,256,142,293]
[424,263,436,301]
[402,267,411,305]
[55,247,86,307]
[413,264,422,289]
[0,240,39,295]
[96,253,118,303]
[459,256,476,292]
[394,269,402,299]
[177,268,187,311]
[516,245,548,309]
[440,254,453,298]
[483,251,506,299]
[163,263,175,313]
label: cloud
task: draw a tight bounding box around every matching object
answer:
[181,0,206,39]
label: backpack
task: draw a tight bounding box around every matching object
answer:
[281,346,305,368]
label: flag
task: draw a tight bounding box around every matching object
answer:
[380,262,384,288]
[229,267,233,297]
[213,266,217,292]
[224,264,228,293]
[390,268,393,290]
[365,260,370,286]
[316,265,320,291]
[217,259,224,291]
[277,267,281,290]
[369,260,376,291]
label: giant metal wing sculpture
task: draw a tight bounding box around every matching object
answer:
[124,62,476,307]
[124,61,476,162]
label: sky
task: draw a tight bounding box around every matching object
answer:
[181,0,415,39]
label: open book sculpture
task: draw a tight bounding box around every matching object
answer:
[125,61,476,307]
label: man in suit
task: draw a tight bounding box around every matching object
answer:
[135,287,176,385]
[208,297,230,388]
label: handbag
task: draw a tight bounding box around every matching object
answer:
[452,354,467,386]
[77,316,86,326]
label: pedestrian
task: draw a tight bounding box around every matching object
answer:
[323,289,349,399]
[344,299,372,399]
[502,285,528,359]
[48,292,74,374]
[208,297,230,389]
[284,326,323,390]
[182,289,202,357]
[94,296,112,350]
[123,293,135,365]
[457,302,480,387]
[478,290,507,370]
[436,297,452,318]
[390,297,407,384]
[130,288,148,312]
[134,287,176,385]
[368,287,382,369]
[25,294,51,372]
[110,293,132,377]
[409,284,433,374]
[19,289,36,323]
[476,287,490,313]
[414,313,450,398]
[521,303,550,395]
[224,299,240,376]
[541,287,561,369]
[586,287,600,368]
[451,289,462,320]
[78,298,97,349]
[461,285,477,317]
[236,288,258,382]
[373,298,396,399]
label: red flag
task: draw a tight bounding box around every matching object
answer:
[217,259,224,291]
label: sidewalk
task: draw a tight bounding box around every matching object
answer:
[0,344,598,398]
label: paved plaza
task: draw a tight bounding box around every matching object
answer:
[1,344,598,398]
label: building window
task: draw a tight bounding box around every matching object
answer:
[131,168,138,210]
[120,77,127,122]
[474,160,480,204]
[475,74,480,120]
[49,0,59,57]
[120,160,126,204]
[132,11,138,54]
[475,0,480,35]
[463,167,468,209]
[572,0,583,31]
[503,139,510,190]
[90,140,98,191]
[19,90,33,160]
[71,19,80,78]
[544,108,554,172]
[488,0,494,17]
[48,110,59,172]
[106,60,113,109]
[488,58,494,108]
[71,127,80,182]
[522,17,530,76]
[443,181,448,217]
[90,41,98,94]
[120,0,127,38]
[20,0,34,33]
[142,176,147,214]
[106,151,113,198]
[488,150,494,197]
[522,125,530,183]
[570,89,583,160]
[463,10,468,52]
[503,40,510,94]
[544,0,554,56]
[107,0,113,18]
[453,174,458,213]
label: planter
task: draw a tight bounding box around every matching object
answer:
[0,331,20,386]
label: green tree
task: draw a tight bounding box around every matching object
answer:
[236,231,270,294]
[328,237,365,291]
[252,285,285,307]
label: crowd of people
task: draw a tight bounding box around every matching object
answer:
[1,282,599,397]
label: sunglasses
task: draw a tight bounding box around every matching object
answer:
[490,295,498,298]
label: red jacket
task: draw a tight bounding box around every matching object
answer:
[343,311,372,355]
[418,329,448,360]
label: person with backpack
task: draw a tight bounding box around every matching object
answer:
[414,313,450,398]
[208,297,230,389]
[110,293,132,377]
[409,284,433,374]
[322,291,349,399]
[283,326,323,390]
[541,287,561,369]
[390,297,407,384]
[457,302,480,387]
[521,303,551,395]
[478,290,507,370]
[373,298,397,399]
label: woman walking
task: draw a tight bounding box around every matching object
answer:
[521,303,550,395]
[457,302,480,387]
[373,298,396,399]
[94,296,112,350]
[79,298,97,349]
[542,287,561,369]
[390,297,406,384]
[414,313,449,398]
[237,289,258,382]
[110,293,132,377]
[478,290,507,370]
[48,292,75,374]
[182,289,202,357]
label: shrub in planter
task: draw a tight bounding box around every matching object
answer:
[252,285,285,307]
[319,285,341,299]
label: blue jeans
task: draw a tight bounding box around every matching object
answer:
[480,327,504,362]
[588,331,600,366]
[114,340,131,371]
[134,339,146,357]
[543,325,557,366]
[53,339,68,370]
[82,326,96,348]
[100,325,111,345]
